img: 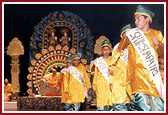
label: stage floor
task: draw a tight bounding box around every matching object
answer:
[4,96,96,111]
[4,102,96,111]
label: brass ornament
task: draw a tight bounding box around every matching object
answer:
[31,60,37,66]
[7,37,24,56]
[27,74,32,80]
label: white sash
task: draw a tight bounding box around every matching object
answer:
[112,43,128,65]
[67,66,88,98]
[60,68,67,74]
[126,28,164,100]
[120,48,128,65]
[94,57,110,83]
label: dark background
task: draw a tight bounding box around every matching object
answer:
[3,4,164,96]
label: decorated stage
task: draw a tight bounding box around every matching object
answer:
[5,10,97,110]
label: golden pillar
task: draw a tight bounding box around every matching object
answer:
[7,37,24,99]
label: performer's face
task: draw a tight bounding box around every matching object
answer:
[67,62,72,67]
[135,14,150,30]
[72,59,80,66]
[159,60,164,70]
[102,46,111,56]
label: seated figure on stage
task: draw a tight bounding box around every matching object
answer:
[60,28,71,48]
[38,69,60,96]
[48,28,58,48]
[44,69,59,89]
[4,79,13,102]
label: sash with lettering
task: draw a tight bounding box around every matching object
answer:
[61,68,67,74]
[113,43,128,65]
[126,27,164,100]
[94,57,110,83]
[67,66,88,98]
[120,48,128,65]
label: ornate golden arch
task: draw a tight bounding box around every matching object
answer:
[27,45,76,95]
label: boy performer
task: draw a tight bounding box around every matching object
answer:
[64,54,91,111]
[59,56,72,110]
[93,39,113,111]
[109,5,164,111]
[110,24,132,111]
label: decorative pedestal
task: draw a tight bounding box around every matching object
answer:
[7,37,24,100]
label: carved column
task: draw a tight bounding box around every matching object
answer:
[7,37,24,99]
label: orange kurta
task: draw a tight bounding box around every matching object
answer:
[45,73,60,89]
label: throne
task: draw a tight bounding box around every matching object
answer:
[37,73,60,96]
